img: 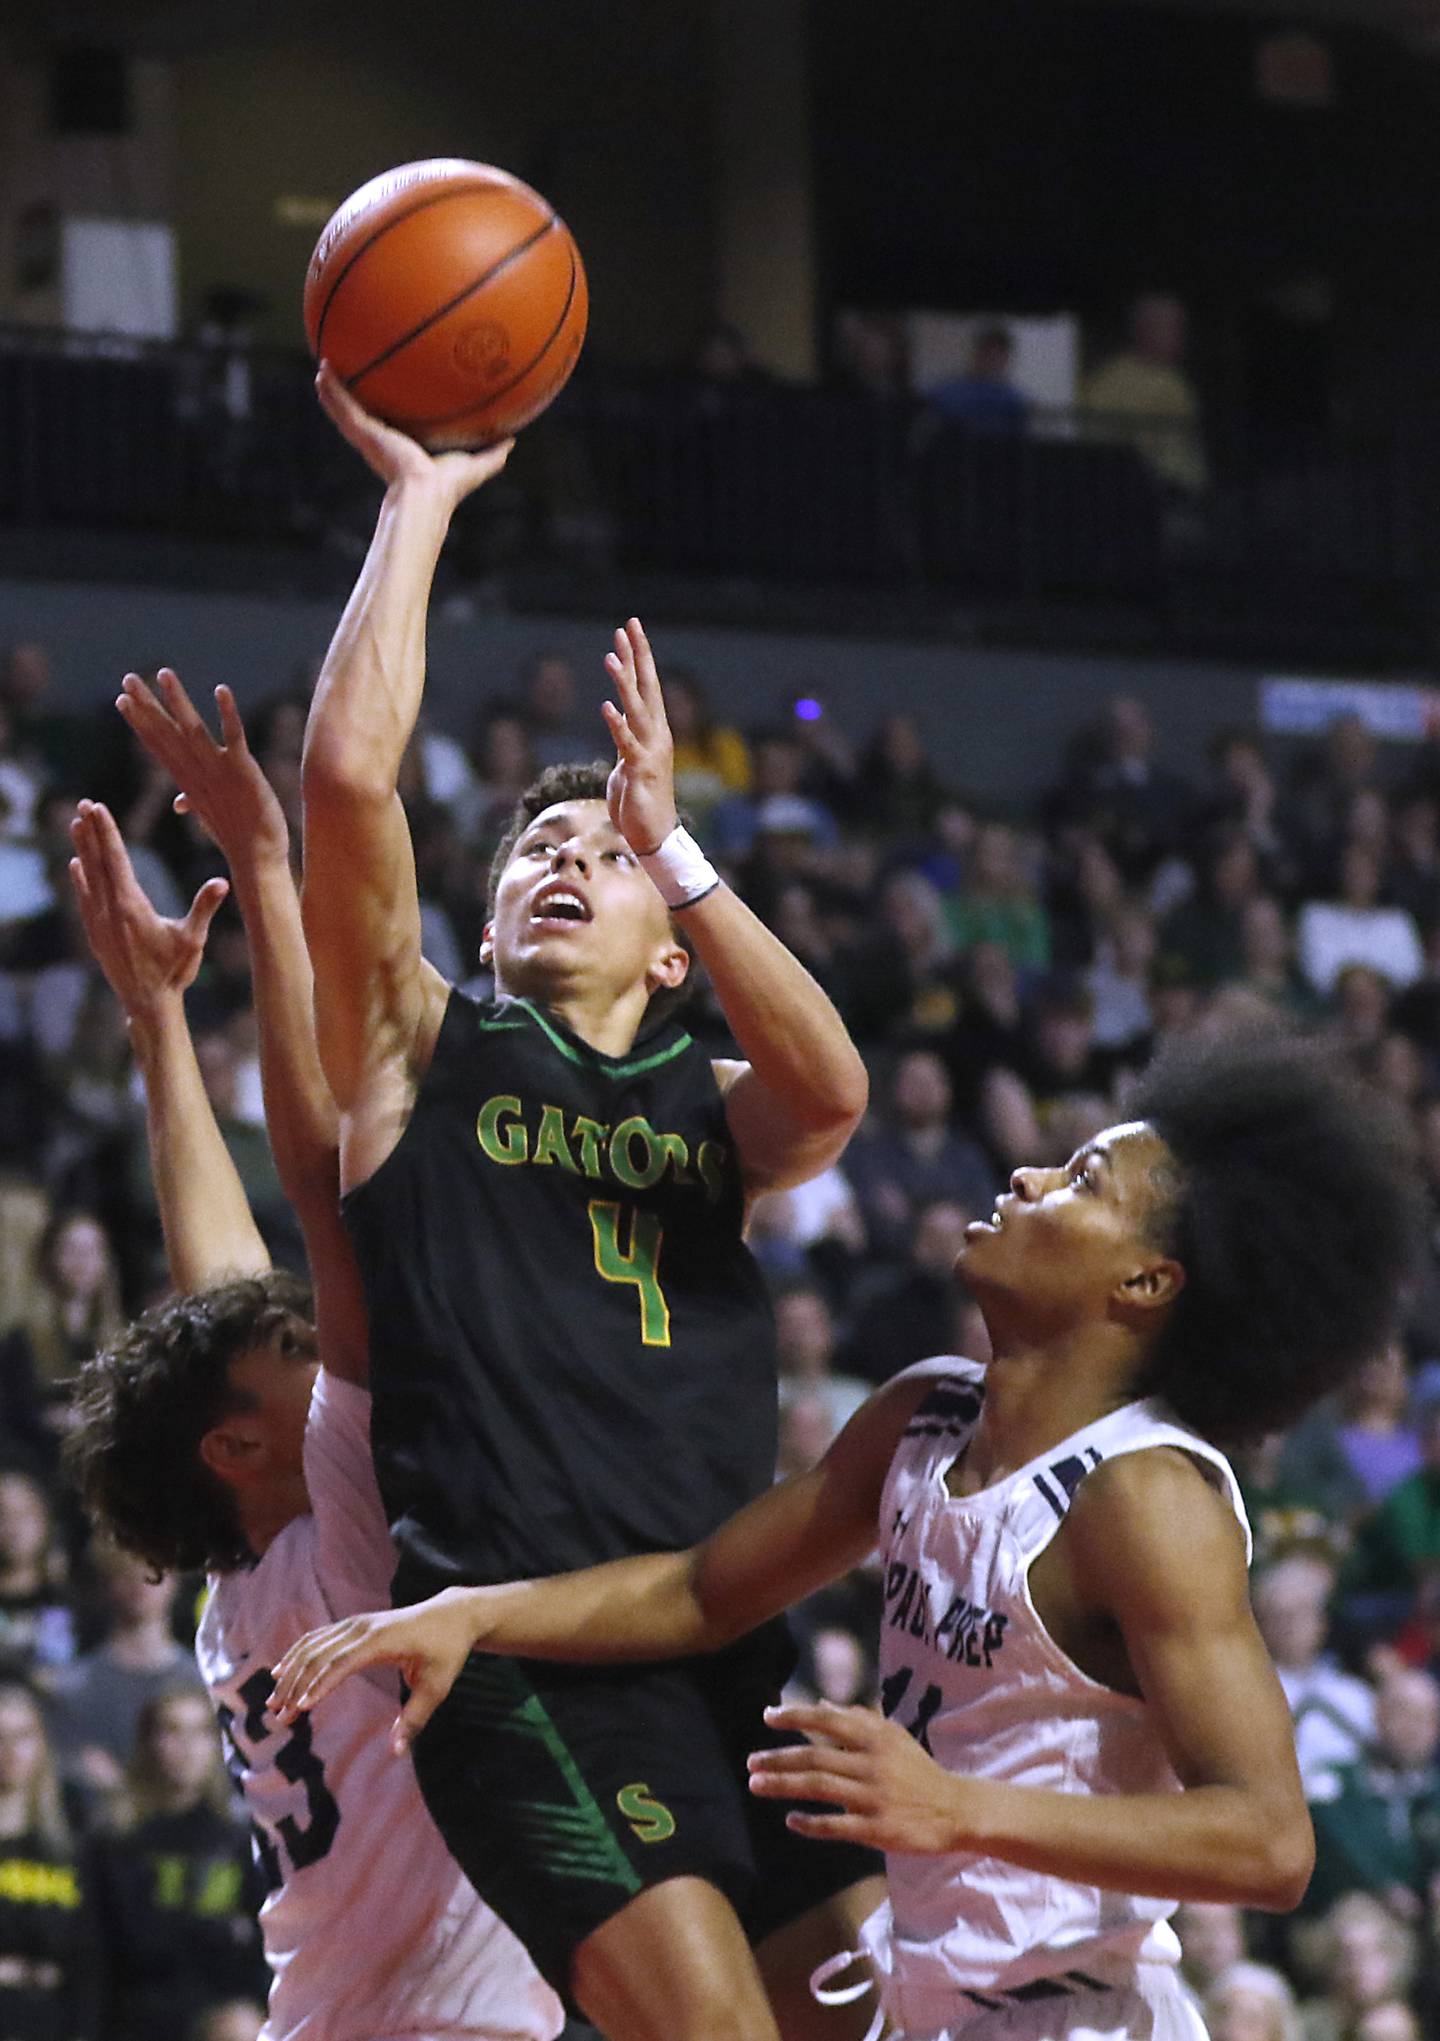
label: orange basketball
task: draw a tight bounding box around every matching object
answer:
[304,158,588,451]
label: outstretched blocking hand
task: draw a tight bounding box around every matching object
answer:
[69,799,228,1023]
[117,669,289,869]
[747,1700,970,1855]
[602,618,680,856]
[315,360,514,509]
[270,1589,481,1755]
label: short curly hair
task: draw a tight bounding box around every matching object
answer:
[1129,1032,1425,1445]
[486,760,695,1024]
[65,1271,312,1576]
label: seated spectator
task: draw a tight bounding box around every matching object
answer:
[856,715,950,844]
[1341,1386,1440,1647]
[1,644,88,792]
[1160,825,1263,987]
[0,698,42,847]
[684,318,774,394]
[710,727,839,866]
[1080,291,1207,495]
[454,701,536,855]
[1329,964,1396,1061]
[1305,1668,1440,1920]
[842,1049,995,1261]
[1298,843,1424,999]
[1239,896,1317,1022]
[92,1688,266,2041]
[1231,1432,1349,1574]
[518,648,588,771]
[1043,694,1195,889]
[835,869,962,1043]
[1203,727,1290,872]
[0,1678,100,2041]
[1352,2007,1419,2041]
[1175,1902,1247,2002]
[0,1471,75,1678]
[979,972,1118,1171]
[0,1212,123,1453]
[1295,1893,1418,2041]
[47,1548,200,1794]
[838,1198,976,1385]
[1387,789,1440,930]
[663,667,751,832]
[1287,715,1385,898]
[787,1623,874,1712]
[940,940,1026,1117]
[1252,1555,1376,1795]
[745,1163,867,1301]
[1282,1342,1423,1523]
[927,324,1030,433]
[775,1391,835,1479]
[1085,899,1157,1054]
[1205,1962,1303,2041]
[773,1283,870,1439]
[943,821,1050,972]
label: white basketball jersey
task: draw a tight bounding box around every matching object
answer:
[858,1362,1249,2039]
[196,1369,562,2041]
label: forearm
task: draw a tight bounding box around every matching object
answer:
[302,478,453,796]
[129,996,267,1291]
[956,1776,1312,1911]
[460,1549,729,1663]
[226,849,337,1208]
[682,884,867,1130]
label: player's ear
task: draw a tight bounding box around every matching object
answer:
[478,920,495,968]
[647,934,690,995]
[199,1421,264,1489]
[1112,1257,1185,1323]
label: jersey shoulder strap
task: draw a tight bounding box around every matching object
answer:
[1010,1399,1252,1565]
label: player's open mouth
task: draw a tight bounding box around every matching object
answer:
[965,1204,1006,1239]
[530,884,593,927]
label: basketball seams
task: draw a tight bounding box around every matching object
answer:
[404,245,582,440]
[346,214,560,395]
[311,184,530,359]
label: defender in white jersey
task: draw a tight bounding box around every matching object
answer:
[276,1031,1424,2040]
[62,688,560,2041]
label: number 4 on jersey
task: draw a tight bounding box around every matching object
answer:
[588,1199,671,1346]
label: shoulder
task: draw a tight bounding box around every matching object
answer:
[1065,1445,1249,1625]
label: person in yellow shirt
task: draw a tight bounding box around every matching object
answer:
[1082,293,1207,495]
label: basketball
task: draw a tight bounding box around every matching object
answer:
[303,158,588,451]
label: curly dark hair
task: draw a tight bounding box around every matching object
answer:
[485,760,695,1024]
[64,1271,312,1576]
[1128,1032,1426,1446]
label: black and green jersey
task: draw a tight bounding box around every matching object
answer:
[344,991,778,1603]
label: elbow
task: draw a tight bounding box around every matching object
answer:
[1247,1813,1315,1914]
[301,735,393,812]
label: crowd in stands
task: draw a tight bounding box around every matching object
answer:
[5,624,1440,2037]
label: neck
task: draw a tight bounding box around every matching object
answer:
[0,1788,28,1839]
[967,1311,1144,1487]
[150,1784,199,1818]
[501,976,652,1058]
[239,1474,310,1559]
[107,1619,178,1671]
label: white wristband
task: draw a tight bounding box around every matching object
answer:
[637,825,720,910]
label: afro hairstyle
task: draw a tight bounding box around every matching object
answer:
[1128,1029,1425,1446]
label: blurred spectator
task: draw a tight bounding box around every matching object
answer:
[773,1284,870,1439]
[1205,1962,1303,2041]
[519,650,588,771]
[839,1198,978,1385]
[1387,790,1440,931]
[92,1688,266,2041]
[710,728,839,866]
[1160,826,1264,987]
[842,1050,994,1260]
[1,644,89,793]
[787,1623,874,1711]
[1295,1893,1418,2041]
[830,310,911,403]
[685,319,773,392]
[1287,716,1384,895]
[0,1679,100,2041]
[1281,1343,1422,1523]
[455,701,536,854]
[1239,897,1316,1022]
[1085,899,1157,1053]
[0,700,42,847]
[189,2001,266,2041]
[856,716,950,844]
[1329,965,1395,1062]
[837,869,962,1043]
[746,1164,867,1302]
[1081,292,1207,495]
[1204,729,1289,872]
[1298,844,1424,999]
[1251,1555,1376,1795]
[1044,696,1194,888]
[0,1212,122,1455]
[1176,1902,1248,2001]
[664,668,751,833]
[776,1391,835,1479]
[1341,1384,1440,1647]
[1305,1668,1440,1920]
[927,325,1030,434]
[942,821,1050,970]
[1352,2007,1419,2041]
[48,1549,200,1794]
[980,973,1117,1171]
[0,1473,75,1679]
